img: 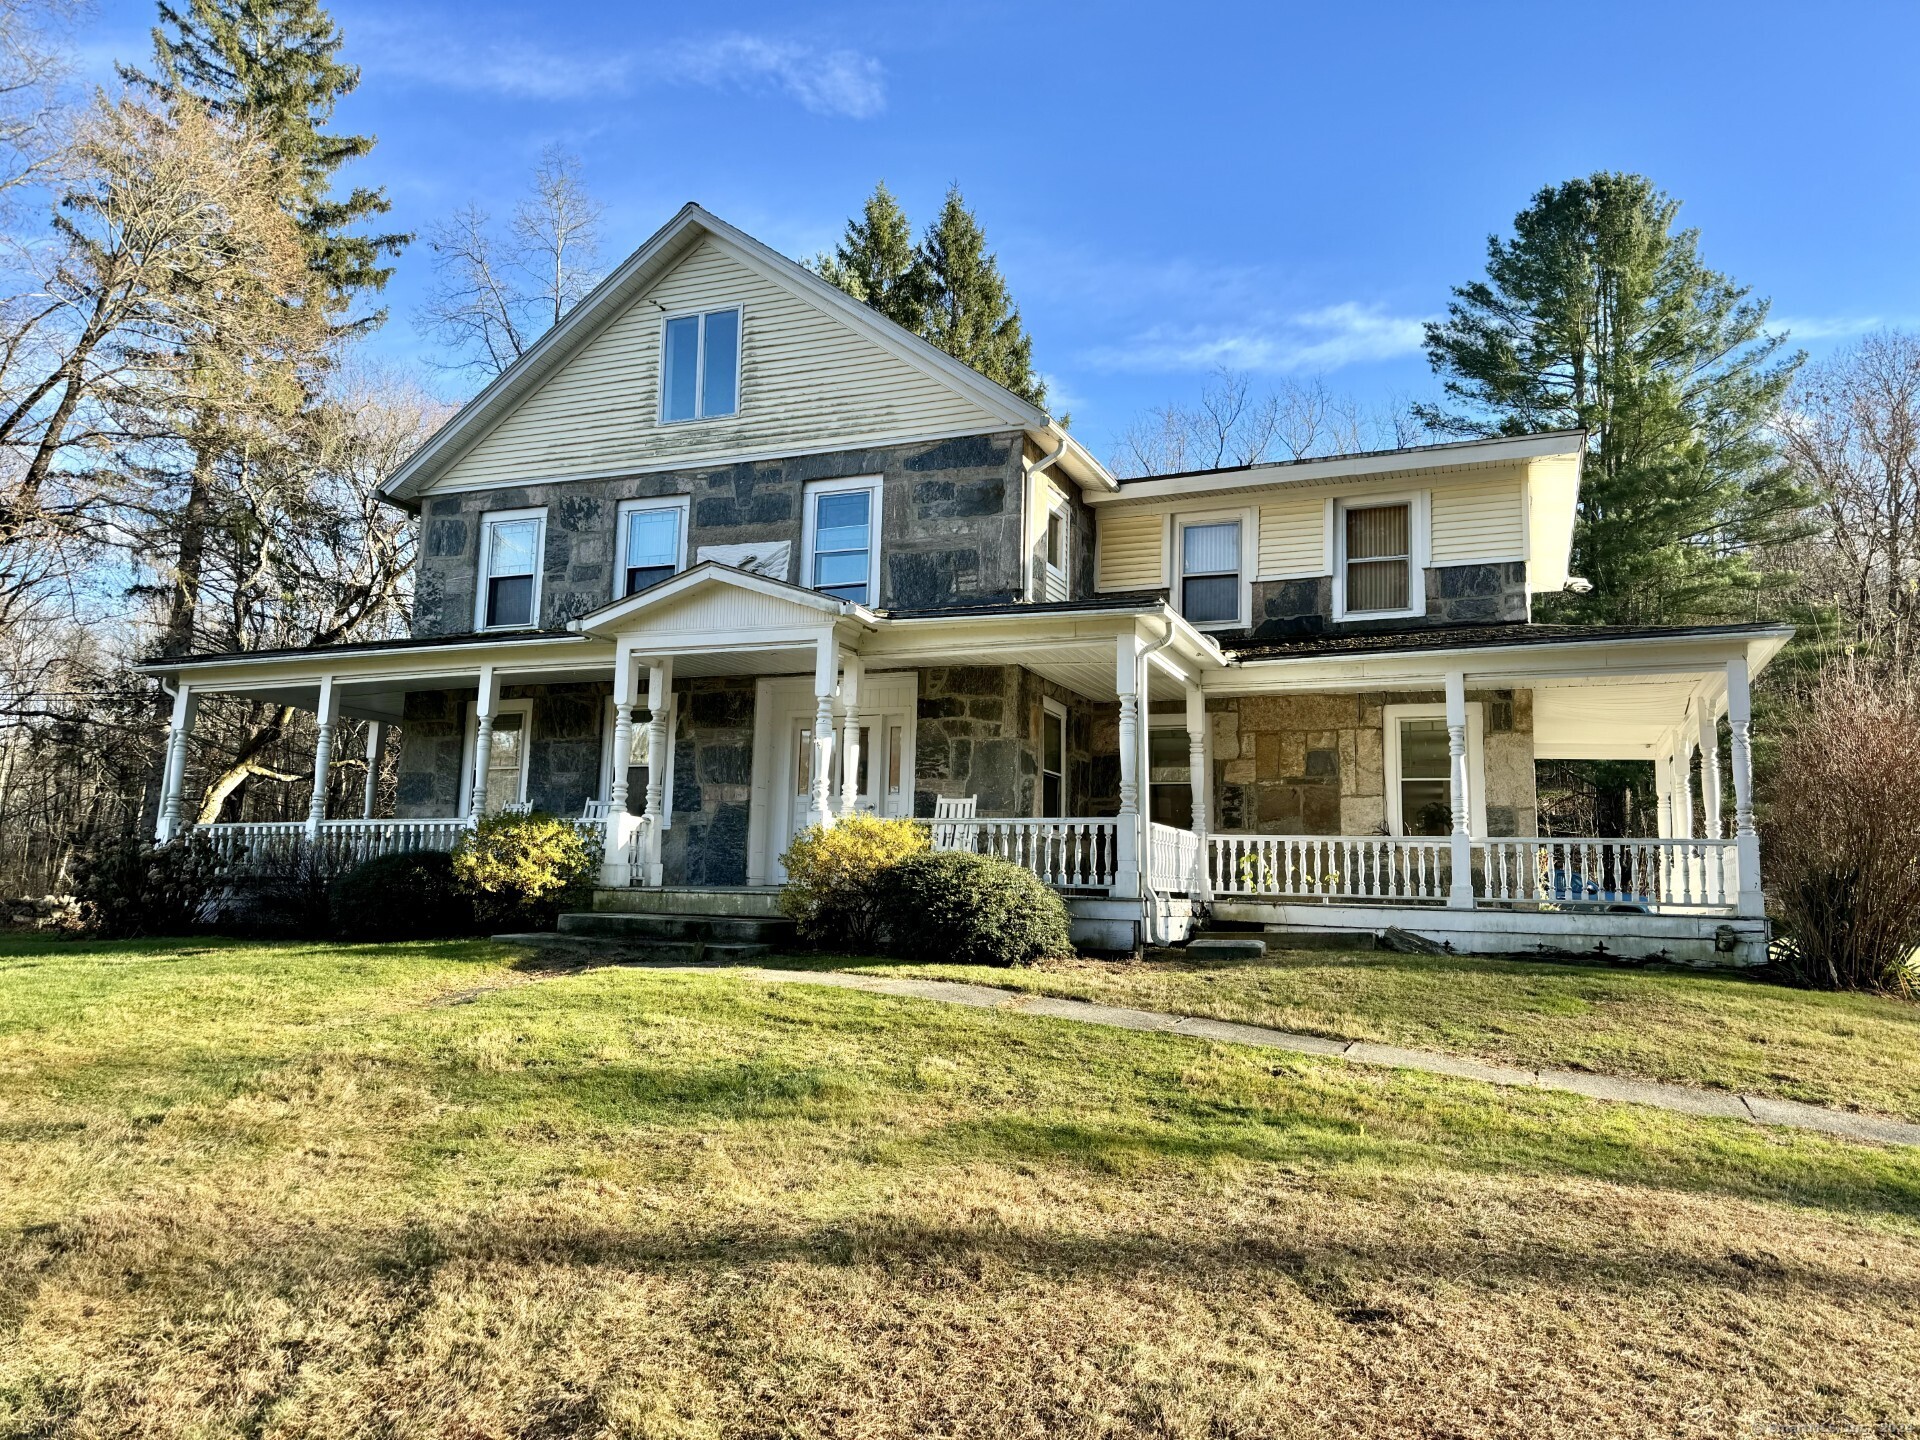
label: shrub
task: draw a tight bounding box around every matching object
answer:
[75,832,222,939]
[778,814,929,949]
[881,850,1074,967]
[330,851,478,941]
[1764,665,1920,995]
[450,811,601,930]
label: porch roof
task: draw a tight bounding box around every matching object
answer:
[1222,620,1792,663]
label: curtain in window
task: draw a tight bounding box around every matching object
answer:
[1345,504,1409,612]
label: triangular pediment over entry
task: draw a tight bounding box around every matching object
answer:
[566,562,871,643]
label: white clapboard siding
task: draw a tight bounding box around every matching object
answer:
[1257,493,1327,577]
[434,239,1006,491]
[1096,511,1167,590]
[1431,470,1526,564]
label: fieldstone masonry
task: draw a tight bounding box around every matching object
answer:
[912,665,1115,820]
[660,678,757,886]
[1247,562,1530,639]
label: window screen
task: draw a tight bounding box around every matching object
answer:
[1180,520,1240,624]
[1345,504,1410,613]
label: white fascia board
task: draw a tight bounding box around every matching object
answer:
[1091,431,1589,509]
[1025,423,1119,494]
[870,602,1227,673]
[136,633,605,690]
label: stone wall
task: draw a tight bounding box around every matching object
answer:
[1208,688,1535,836]
[394,682,612,819]
[1247,562,1530,639]
[412,432,1029,636]
[660,678,756,886]
[912,665,1115,819]
[396,689,467,818]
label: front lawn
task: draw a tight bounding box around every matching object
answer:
[790,947,1920,1121]
[2,935,1917,1436]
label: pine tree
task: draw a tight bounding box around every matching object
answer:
[122,0,407,323]
[1418,172,1804,623]
[917,186,1046,409]
[813,181,927,332]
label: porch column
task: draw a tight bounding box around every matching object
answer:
[1444,671,1473,909]
[1697,704,1724,838]
[642,658,673,886]
[1654,749,1676,840]
[839,653,865,818]
[1726,654,1764,918]
[469,664,501,821]
[1113,632,1142,900]
[306,675,340,840]
[603,646,638,888]
[811,635,838,830]
[1185,680,1210,900]
[156,684,199,842]
[361,721,386,820]
[1675,731,1696,841]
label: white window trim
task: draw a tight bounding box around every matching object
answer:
[1173,507,1254,631]
[801,474,883,607]
[1039,696,1067,817]
[458,698,534,817]
[657,305,744,424]
[1382,701,1487,839]
[1331,491,1429,622]
[1043,495,1072,603]
[474,507,548,631]
[599,693,678,828]
[611,495,692,601]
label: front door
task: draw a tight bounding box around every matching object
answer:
[760,673,917,881]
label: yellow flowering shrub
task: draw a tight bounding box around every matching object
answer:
[451,811,601,929]
[778,814,929,950]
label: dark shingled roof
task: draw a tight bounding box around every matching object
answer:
[1222,621,1787,662]
[137,628,580,669]
[881,592,1164,620]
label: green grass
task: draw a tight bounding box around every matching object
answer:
[3,935,1919,1436]
[775,947,1920,1121]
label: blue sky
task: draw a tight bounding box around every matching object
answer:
[81,0,1920,459]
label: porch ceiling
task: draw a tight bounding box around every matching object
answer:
[1532,675,1711,760]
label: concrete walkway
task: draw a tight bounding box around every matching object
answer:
[631,961,1920,1148]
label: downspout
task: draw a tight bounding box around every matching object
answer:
[1137,616,1180,946]
[1021,433,1070,600]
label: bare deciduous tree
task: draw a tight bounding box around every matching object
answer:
[415,147,604,381]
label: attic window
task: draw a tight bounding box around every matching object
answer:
[661,307,740,422]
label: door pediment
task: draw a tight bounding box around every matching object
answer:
[567,561,869,646]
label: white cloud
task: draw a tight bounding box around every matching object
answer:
[1080,302,1428,375]
[1772,314,1903,341]
[366,27,885,119]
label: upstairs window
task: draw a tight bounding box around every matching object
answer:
[1342,502,1412,614]
[1043,503,1070,603]
[803,477,881,605]
[478,509,544,629]
[617,498,688,597]
[660,307,740,422]
[1178,517,1242,627]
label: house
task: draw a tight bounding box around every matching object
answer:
[135,204,1790,961]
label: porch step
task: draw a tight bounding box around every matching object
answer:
[558,910,796,946]
[1184,935,1270,961]
[592,885,787,920]
[497,931,772,965]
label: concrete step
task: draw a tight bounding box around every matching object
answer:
[558,910,795,946]
[496,931,771,964]
[593,885,786,919]
[1184,935,1269,961]
[1256,928,1380,952]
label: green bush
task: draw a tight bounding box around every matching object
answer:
[450,811,601,930]
[778,814,929,949]
[75,833,222,939]
[330,851,478,940]
[881,850,1074,967]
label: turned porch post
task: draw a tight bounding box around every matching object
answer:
[1697,704,1724,839]
[1726,654,1764,918]
[1444,670,1473,909]
[306,675,341,840]
[839,653,865,818]
[156,684,199,842]
[641,657,672,885]
[811,635,838,830]
[1113,632,1143,900]
[601,646,637,887]
[361,721,386,820]
[469,664,501,820]
[1185,680,1210,900]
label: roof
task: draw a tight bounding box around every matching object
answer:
[1223,620,1794,662]
[881,592,1164,620]
[133,628,583,672]
[380,203,1116,508]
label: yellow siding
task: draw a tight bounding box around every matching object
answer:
[1256,493,1327,576]
[1431,469,1526,564]
[1096,511,1167,590]
[432,238,1005,491]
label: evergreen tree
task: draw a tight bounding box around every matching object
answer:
[814,181,927,332]
[815,182,1048,411]
[122,0,407,323]
[1418,172,1803,622]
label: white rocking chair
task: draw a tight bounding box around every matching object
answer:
[580,799,615,822]
[931,794,978,851]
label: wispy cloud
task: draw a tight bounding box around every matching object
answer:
[366,27,886,119]
[1772,314,1907,341]
[1080,302,1428,375]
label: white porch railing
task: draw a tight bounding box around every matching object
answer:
[929,816,1119,892]
[1209,835,1455,903]
[1147,821,1203,896]
[1206,833,1741,914]
[196,818,473,874]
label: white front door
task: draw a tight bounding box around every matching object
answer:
[758,673,917,882]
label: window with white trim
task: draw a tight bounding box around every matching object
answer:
[1340,501,1413,616]
[1383,702,1487,838]
[477,509,545,629]
[1043,502,1070,602]
[616,497,689,598]
[1148,724,1193,828]
[802,477,881,605]
[1177,517,1243,627]
[602,694,677,822]
[1041,699,1066,817]
[660,307,740,422]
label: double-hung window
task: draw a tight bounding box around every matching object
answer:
[1383,702,1486,837]
[477,509,545,629]
[1341,501,1414,616]
[802,477,881,605]
[1041,699,1066,817]
[1043,501,1070,602]
[1177,517,1243,627]
[660,307,740,422]
[616,497,688,598]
